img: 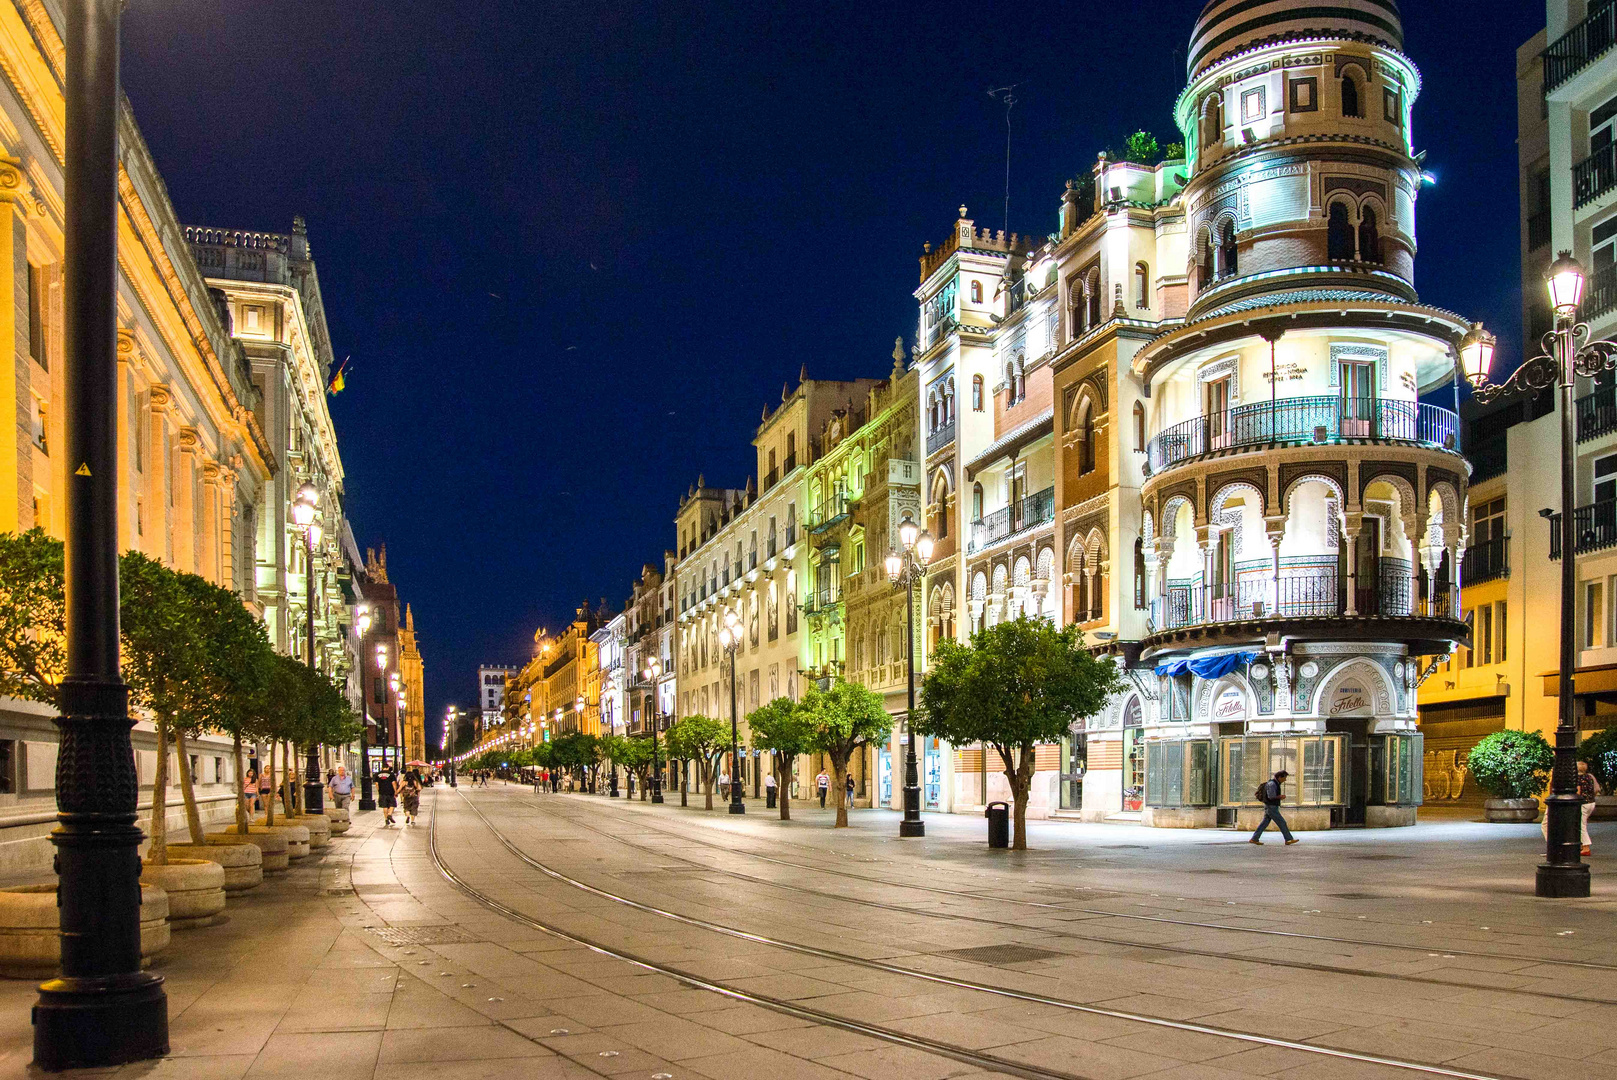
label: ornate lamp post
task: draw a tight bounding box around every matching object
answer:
[445,706,458,787]
[35,1,169,1066]
[356,606,376,810]
[718,608,746,814]
[375,643,390,778]
[1462,250,1613,898]
[292,482,324,814]
[644,657,665,803]
[885,513,934,838]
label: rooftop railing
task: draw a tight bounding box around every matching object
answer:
[1549,498,1617,558]
[1145,397,1459,476]
[1544,1,1617,93]
[1148,563,1456,633]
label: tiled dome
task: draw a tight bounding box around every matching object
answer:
[1188,0,1403,79]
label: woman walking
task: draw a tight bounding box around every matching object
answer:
[402,774,422,826]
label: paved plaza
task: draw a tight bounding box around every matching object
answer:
[2,786,1615,1079]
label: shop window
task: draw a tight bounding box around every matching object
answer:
[1219,734,1346,808]
[0,739,13,793]
[1145,739,1213,807]
[1370,733,1423,806]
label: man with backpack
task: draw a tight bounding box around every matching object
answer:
[1249,770,1298,845]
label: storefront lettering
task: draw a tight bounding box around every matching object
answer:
[1213,687,1247,720]
[1329,682,1371,716]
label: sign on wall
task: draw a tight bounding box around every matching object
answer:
[1328,680,1373,717]
[1212,686,1248,722]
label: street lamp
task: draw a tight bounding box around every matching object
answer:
[1463,251,1614,898]
[375,643,390,774]
[36,1,169,1066]
[292,482,325,814]
[644,657,665,803]
[356,606,377,811]
[718,608,745,814]
[886,513,934,838]
[446,706,459,787]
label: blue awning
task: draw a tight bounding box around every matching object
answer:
[1155,651,1258,679]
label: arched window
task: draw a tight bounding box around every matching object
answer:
[1074,399,1095,474]
[1014,361,1026,405]
[1327,201,1355,260]
[927,391,939,432]
[972,483,984,521]
[1342,75,1362,118]
[1069,280,1085,337]
[1133,537,1146,609]
[1133,401,1146,451]
[1197,229,1215,289]
[1201,94,1222,158]
[970,280,982,303]
[972,375,984,411]
[1086,268,1102,327]
[1005,362,1020,405]
[1218,219,1238,278]
[945,377,956,422]
[1134,263,1149,308]
[1357,205,1381,264]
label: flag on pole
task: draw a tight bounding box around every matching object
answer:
[327,356,350,395]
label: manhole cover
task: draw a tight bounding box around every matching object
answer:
[1328,892,1388,900]
[1100,844,1149,850]
[1185,868,1233,874]
[941,944,1062,965]
[355,884,411,897]
[366,925,484,946]
[1348,854,1410,861]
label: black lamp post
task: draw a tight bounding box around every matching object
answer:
[446,707,458,788]
[645,657,664,803]
[1463,250,1611,899]
[719,609,745,814]
[293,482,324,815]
[34,1,169,1067]
[885,513,934,838]
[356,606,376,811]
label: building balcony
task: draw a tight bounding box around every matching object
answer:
[1586,264,1617,325]
[1144,397,1459,478]
[1545,1,1617,94]
[1578,384,1617,441]
[1149,566,1459,635]
[926,418,956,457]
[809,494,852,534]
[1549,498,1617,558]
[968,485,1055,553]
[1575,142,1617,210]
[1462,536,1509,585]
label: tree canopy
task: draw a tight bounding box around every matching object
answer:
[801,681,892,827]
[748,695,811,820]
[665,714,726,809]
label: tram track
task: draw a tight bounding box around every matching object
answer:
[523,790,1617,976]
[509,792,1617,1005]
[435,788,1516,1080]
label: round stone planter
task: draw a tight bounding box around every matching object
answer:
[1592,795,1617,823]
[141,858,227,929]
[254,815,325,850]
[215,825,293,871]
[0,883,169,979]
[168,839,263,893]
[1483,797,1540,823]
[325,806,351,834]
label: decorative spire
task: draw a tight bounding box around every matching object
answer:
[891,336,906,378]
[799,363,808,384]
[404,604,414,630]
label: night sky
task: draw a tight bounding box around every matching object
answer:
[120,1,1545,746]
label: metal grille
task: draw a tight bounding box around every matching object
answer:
[941,944,1062,966]
[365,925,484,946]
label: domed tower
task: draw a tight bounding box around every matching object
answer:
[1126,0,1472,831]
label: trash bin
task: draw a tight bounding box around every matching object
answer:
[986,801,1010,849]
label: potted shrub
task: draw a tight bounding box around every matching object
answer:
[1466,731,1554,822]
[1578,726,1617,821]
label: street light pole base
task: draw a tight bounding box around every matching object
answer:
[728,800,746,815]
[1535,861,1591,897]
[899,818,925,837]
[358,797,377,811]
[33,971,168,1070]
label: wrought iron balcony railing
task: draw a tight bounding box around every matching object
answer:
[926,419,956,457]
[1148,564,1456,633]
[1549,498,1617,558]
[1461,536,1509,585]
[1545,1,1617,93]
[1577,384,1617,441]
[1576,141,1617,209]
[1145,397,1459,476]
[969,485,1055,553]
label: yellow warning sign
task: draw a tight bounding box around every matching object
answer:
[74,464,90,476]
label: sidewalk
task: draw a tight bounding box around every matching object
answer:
[0,802,640,1079]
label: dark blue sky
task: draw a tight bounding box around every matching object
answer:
[121,1,1545,744]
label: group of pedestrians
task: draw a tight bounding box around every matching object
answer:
[374,766,424,827]
[813,770,855,809]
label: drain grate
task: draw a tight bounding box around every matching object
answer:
[365,925,484,946]
[1328,892,1389,900]
[941,944,1062,966]
[1099,844,1149,850]
[354,884,411,897]
[1348,854,1410,861]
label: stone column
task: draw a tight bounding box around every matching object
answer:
[1264,515,1287,617]
[0,158,31,533]
[1342,512,1363,616]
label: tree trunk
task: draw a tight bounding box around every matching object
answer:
[264,738,276,826]
[149,716,170,865]
[830,750,849,828]
[1004,743,1036,850]
[233,733,249,832]
[702,759,714,810]
[680,760,688,806]
[777,752,792,821]
[174,728,205,844]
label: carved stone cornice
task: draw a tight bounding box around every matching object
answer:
[147,385,173,412]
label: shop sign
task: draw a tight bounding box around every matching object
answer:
[1212,686,1247,721]
[1328,680,1372,716]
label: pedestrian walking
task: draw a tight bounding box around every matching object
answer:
[256,768,272,814]
[1543,760,1602,856]
[1249,770,1298,845]
[328,765,353,809]
[844,773,855,809]
[817,770,829,808]
[402,775,421,825]
[765,772,777,809]
[376,767,398,826]
[243,768,259,814]
[719,771,730,802]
